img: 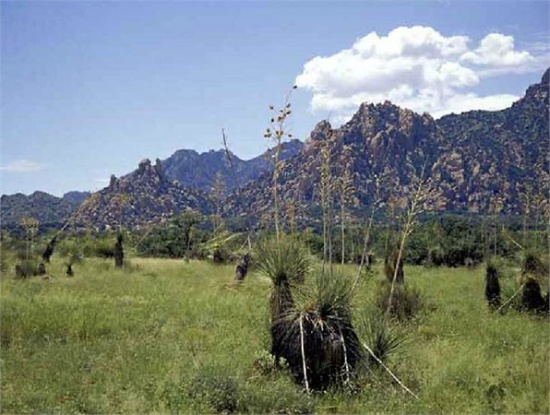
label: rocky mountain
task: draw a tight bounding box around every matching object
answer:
[162,139,303,193]
[0,191,91,229]
[2,69,547,230]
[68,140,303,230]
[0,141,302,229]
[225,68,549,219]
[72,158,214,230]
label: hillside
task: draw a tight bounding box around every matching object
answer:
[0,191,90,229]
[72,159,214,230]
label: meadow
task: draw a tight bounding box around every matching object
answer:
[1,256,548,414]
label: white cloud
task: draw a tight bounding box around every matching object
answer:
[461,33,534,66]
[296,26,541,122]
[0,159,45,173]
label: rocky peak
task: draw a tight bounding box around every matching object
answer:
[137,158,152,175]
[514,66,549,109]
[154,158,165,180]
[308,120,333,141]
[542,67,549,86]
[109,175,119,191]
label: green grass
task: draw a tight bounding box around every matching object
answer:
[1,257,548,414]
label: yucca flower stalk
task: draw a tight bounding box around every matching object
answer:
[386,165,434,318]
[264,86,297,244]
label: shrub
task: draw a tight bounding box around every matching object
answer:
[57,238,83,261]
[374,281,424,321]
[15,259,39,278]
[188,371,239,414]
[425,246,445,267]
[81,238,115,259]
[239,380,313,414]
[252,349,283,377]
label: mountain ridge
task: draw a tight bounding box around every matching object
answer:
[2,68,548,230]
[161,139,303,194]
[224,68,549,219]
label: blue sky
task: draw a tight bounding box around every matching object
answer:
[2,0,549,196]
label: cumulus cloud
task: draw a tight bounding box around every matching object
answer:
[460,33,533,66]
[296,26,543,122]
[0,159,45,173]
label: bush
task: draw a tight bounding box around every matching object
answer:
[188,370,239,414]
[252,349,285,377]
[239,380,313,414]
[15,259,40,278]
[57,238,83,260]
[93,241,115,259]
[374,281,424,321]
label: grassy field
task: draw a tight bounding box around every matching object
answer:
[1,256,548,414]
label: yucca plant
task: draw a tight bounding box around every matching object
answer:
[520,252,548,314]
[314,270,355,323]
[255,235,310,287]
[255,235,311,367]
[485,262,501,310]
[359,310,404,367]
[269,271,361,391]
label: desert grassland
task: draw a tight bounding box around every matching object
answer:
[1,257,548,414]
